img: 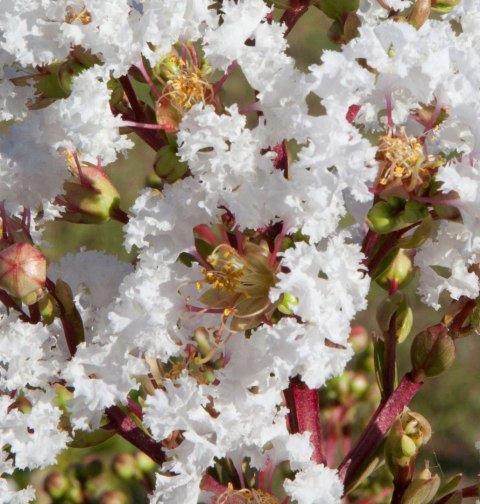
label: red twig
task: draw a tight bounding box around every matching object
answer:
[284,377,326,465]
[105,406,166,466]
[338,373,422,489]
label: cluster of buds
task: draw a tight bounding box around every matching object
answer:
[385,409,432,478]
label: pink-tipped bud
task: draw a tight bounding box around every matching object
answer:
[0,243,47,305]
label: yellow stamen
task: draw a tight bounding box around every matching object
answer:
[65,5,92,25]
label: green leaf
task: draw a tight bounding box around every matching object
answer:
[69,428,116,448]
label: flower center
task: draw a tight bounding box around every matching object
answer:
[377,133,423,185]
[218,487,280,504]
[376,129,444,192]
[65,5,92,25]
[162,71,214,113]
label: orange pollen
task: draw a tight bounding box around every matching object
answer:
[162,72,213,112]
[65,5,92,25]
[218,487,280,504]
[378,133,423,186]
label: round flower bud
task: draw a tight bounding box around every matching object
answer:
[43,471,69,499]
[278,292,299,315]
[136,452,156,473]
[99,490,128,504]
[411,324,455,378]
[0,243,47,305]
[375,249,414,291]
[111,453,138,480]
[366,201,399,234]
[153,145,189,184]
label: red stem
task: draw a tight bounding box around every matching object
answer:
[213,60,238,94]
[338,373,423,489]
[279,0,310,36]
[382,312,397,400]
[284,377,326,465]
[435,484,479,504]
[111,207,130,224]
[105,406,166,465]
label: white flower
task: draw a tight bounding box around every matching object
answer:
[0,391,70,470]
[416,221,480,309]
[49,250,133,308]
[0,315,64,391]
[284,464,343,504]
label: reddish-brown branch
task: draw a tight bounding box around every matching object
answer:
[338,373,422,489]
[284,377,326,465]
[435,484,479,504]
[105,406,166,466]
[279,0,310,36]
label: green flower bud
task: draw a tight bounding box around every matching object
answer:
[43,471,69,499]
[82,456,103,479]
[39,293,58,325]
[396,304,413,343]
[278,292,299,315]
[111,453,138,480]
[366,201,400,234]
[153,145,189,183]
[375,249,414,291]
[62,165,121,224]
[317,0,360,19]
[411,324,455,377]
[0,243,47,305]
[400,467,441,504]
[431,0,461,13]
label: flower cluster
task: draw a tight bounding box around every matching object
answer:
[1,0,480,503]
